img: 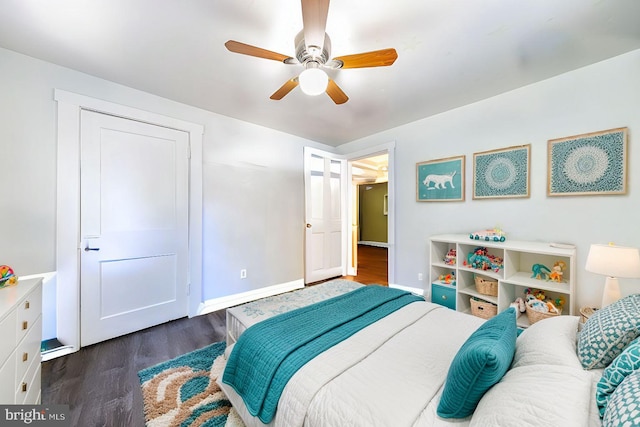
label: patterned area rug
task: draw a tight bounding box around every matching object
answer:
[138,341,245,427]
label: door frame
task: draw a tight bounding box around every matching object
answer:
[54,89,204,356]
[343,142,395,284]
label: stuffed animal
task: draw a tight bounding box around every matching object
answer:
[548,261,566,282]
[531,263,551,280]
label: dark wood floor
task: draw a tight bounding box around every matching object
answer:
[41,311,226,427]
[342,244,388,285]
[41,245,387,426]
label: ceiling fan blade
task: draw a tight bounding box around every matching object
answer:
[301,0,330,51]
[225,40,293,63]
[332,48,398,69]
[326,79,348,104]
[270,78,299,100]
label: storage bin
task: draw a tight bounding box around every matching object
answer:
[474,275,498,297]
[431,283,456,310]
[470,298,497,319]
[525,304,561,324]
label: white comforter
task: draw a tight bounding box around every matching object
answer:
[219,301,602,427]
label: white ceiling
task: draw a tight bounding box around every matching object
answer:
[1,0,639,146]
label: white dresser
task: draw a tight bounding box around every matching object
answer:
[0,277,43,404]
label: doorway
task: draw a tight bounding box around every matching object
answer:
[347,153,389,285]
[55,89,204,356]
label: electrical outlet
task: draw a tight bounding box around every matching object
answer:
[418,273,423,281]
[240,269,247,279]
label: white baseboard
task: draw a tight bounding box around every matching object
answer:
[196,279,305,316]
[390,283,426,298]
[358,241,389,248]
[41,345,76,362]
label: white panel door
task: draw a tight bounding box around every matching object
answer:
[80,110,189,346]
[304,147,345,283]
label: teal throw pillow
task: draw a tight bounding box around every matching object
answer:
[578,294,640,369]
[603,369,640,427]
[597,336,640,418]
[437,307,517,419]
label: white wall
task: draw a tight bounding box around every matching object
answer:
[0,47,329,306]
[339,49,640,309]
[3,44,639,318]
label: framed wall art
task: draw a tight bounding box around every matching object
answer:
[416,155,465,202]
[473,144,530,199]
[547,127,628,196]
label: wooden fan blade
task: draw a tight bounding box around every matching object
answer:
[301,0,329,51]
[333,48,398,69]
[270,78,299,100]
[326,79,348,104]
[225,40,293,63]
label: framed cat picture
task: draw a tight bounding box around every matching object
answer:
[416,155,465,202]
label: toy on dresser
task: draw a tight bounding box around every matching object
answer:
[0,265,17,288]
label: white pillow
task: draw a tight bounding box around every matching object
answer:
[470,365,592,427]
[511,315,581,369]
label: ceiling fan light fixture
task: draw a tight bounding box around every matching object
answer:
[299,67,328,96]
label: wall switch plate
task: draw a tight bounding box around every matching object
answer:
[240,269,247,279]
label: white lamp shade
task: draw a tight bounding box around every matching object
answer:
[299,68,328,96]
[585,243,640,278]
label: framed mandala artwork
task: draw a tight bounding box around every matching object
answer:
[473,145,531,199]
[547,127,628,196]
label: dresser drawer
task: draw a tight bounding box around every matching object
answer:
[0,310,17,364]
[15,316,42,388]
[0,354,16,403]
[431,283,456,310]
[16,353,40,404]
[16,285,42,343]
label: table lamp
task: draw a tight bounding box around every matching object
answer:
[585,243,640,307]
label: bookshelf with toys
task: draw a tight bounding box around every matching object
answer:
[429,234,576,328]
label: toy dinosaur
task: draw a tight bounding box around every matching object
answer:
[531,263,551,280]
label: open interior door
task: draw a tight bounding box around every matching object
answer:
[304,147,345,284]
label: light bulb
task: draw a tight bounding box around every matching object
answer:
[299,68,328,96]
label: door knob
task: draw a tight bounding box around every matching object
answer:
[306,224,312,228]
[84,246,100,252]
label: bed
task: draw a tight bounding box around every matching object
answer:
[218,281,640,427]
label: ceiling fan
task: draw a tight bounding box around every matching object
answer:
[225,0,398,104]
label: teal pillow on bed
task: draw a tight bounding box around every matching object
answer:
[603,369,640,427]
[578,294,640,370]
[596,336,640,418]
[437,307,517,419]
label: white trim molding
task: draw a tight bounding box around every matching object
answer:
[54,89,204,355]
[197,279,305,315]
[358,241,390,248]
[390,283,426,298]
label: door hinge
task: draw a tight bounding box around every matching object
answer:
[186,282,191,296]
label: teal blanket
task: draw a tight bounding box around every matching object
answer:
[222,285,423,423]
